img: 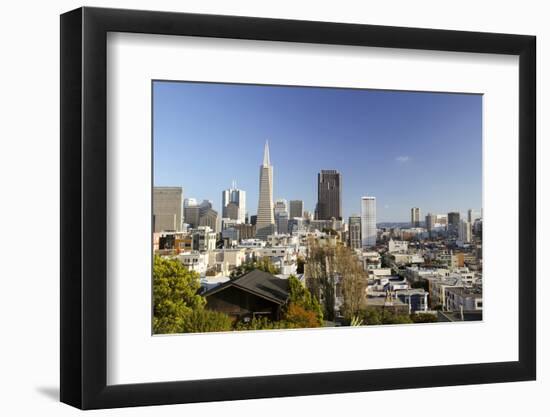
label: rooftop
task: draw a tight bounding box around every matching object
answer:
[202,269,290,305]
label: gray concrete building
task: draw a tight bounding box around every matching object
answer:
[348,215,362,250]
[289,200,304,219]
[153,186,183,232]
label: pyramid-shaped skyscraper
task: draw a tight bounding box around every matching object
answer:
[255,141,275,240]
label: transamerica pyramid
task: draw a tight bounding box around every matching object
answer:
[255,141,275,240]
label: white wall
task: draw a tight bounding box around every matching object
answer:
[0,0,546,415]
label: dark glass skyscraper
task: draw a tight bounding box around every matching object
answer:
[316,170,342,220]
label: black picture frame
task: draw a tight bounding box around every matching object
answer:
[60,6,536,410]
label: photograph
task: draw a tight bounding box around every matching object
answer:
[152,80,483,334]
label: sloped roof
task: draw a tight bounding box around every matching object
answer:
[202,269,289,305]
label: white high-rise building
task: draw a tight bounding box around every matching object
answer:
[273,199,288,216]
[459,219,472,243]
[256,141,275,239]
[361,196,376,248]
[222,181,246,223]
[411,207,421,227]
[273,199,289,234]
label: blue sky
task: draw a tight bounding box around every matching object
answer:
[153,81,482,223]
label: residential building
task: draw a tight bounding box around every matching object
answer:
[202,270,290,321]
[445,287,483,311]
[388,238,408,253]
[395,289,429,313]
[192,226,217,252]
[176,251,208,275]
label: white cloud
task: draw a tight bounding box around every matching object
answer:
[395,155,410,163]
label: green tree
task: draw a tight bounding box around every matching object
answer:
[230,257,280,279]
[380,309,413,324]
[362,307,413,325]
[284,304,321,328]
[182,309,233,333]
[287,275,323,323]
[363,308,382,325]
[234,316,282,331]
[410,313,438,323]
[153,255,205,334]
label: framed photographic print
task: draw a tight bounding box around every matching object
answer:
[60,6,536,410]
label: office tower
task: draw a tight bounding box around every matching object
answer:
[275,211,289,235]
[448,211,460,235]
[458,219,472,243]
[222,181,246,223]
[153,187,183,232]
[234,223,256,240]
[224,202,240,221]
[425,213,435,233]
[467,209,473,223]
[289,200,304,219]
[436,214,448,226]
[448,211,460,226]
[316,170,342,220]
[199,207,220,234]
[273,199,288,234]
[273,199,288,216]
[250,215,257,226]
[361,196,376,248]
[348,215,362,250]
[411,207,421,227]
[183,200,200,228]
[256,141,275,239]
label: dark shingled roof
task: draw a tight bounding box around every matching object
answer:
[202,269,290,305]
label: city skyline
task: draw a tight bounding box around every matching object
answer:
[153,81,482,222]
